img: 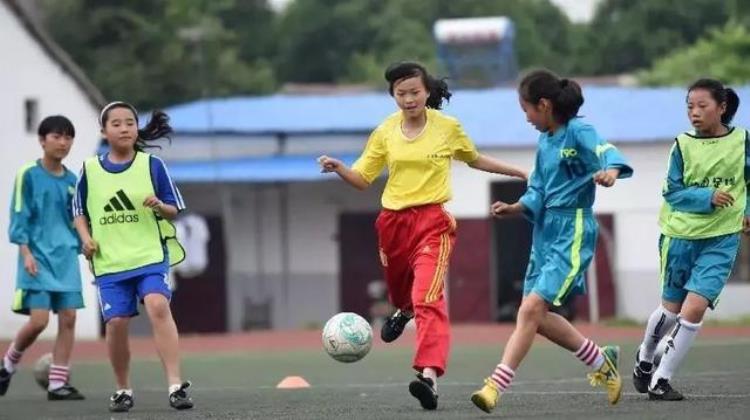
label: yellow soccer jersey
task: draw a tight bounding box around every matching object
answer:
[352,108,479,210]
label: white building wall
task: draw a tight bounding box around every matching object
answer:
[178,180,383,330]
[453,143,750,321]
[178,139,750,328]
[0,3,102,338]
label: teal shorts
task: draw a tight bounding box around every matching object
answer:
[523,208,598,306]
[11,289,84,315]
[659,233,740,308]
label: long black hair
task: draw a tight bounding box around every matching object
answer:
[519,69,584,124]
[384,62,451,110]
[99,101,172,151]
[687,78,740,125]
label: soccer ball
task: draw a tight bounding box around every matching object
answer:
[322,312,373,363]
[33,352,53,390]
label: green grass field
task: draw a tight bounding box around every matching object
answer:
[1,337,749,419]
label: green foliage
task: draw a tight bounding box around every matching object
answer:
[40,0,277,109]
[639,23,750,86]
[35,0,750,109]
[575,0,731,74]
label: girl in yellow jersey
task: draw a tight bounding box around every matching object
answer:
[318,62,527,410]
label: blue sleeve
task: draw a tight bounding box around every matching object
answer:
[663,143,714,214]
[150,156,186,210]
[9,168,34,245]
[745,134,750,216]
[577,125,633,179]
[518,150,545,222]
[72,168,88,218]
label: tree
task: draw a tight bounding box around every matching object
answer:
[639,23,750,86]
[274,0,577,85]
[40,0,277,109]
[575,0,731,75]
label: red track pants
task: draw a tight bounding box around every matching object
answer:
[375,203,456,376]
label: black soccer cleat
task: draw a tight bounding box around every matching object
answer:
[169,381,194,410]
[632,350,653,394]
[648,378,684,401]
[409,372,438,410]
[48,383,85,400]
[0,368,12,396]
[381,309,413,343]
[109,391,134,412]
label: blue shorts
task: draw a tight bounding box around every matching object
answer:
[659,233,740,309]
[523,208,598,306]
[11,289,84,315]
[97,273,172,322]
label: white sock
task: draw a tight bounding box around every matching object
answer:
[422,368,437,391]
[639,306,678,363]
[115,388,133,396]
[169,383,182,394]
[3,343,23,374]
[48,364,70,391]
[650,317,701,388]
[574,338,605,370]
[490,364,515,392]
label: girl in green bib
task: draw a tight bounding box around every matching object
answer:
[72,102,192,413]
[633,79,749,400]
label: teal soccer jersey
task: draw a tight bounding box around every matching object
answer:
[9,161,82,292]
[519,118,633,223]
[518,118,633,305]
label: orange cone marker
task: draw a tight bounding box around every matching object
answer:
[276,376,311,389]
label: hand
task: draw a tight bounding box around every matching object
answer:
[744,216,750,235]
[143,195,164,210]
[593,169,619,187]
[712,191,734,208]
[82,237,98,260]
[490,201,521,217]
[23,253,38,277]
[317,155,343,173]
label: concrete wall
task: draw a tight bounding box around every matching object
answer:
[0,3,102,339]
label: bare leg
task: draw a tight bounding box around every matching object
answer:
[13,310,50,351]
[500,293,548,369]
[52,310,76,366]
[143,294,181,385]
[106,317,131,389]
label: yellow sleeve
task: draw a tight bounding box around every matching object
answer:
[351,128,387,183]
[450,120,479,163]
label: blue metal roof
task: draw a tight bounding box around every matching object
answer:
[163,86,750,148]
[168,154,359,183]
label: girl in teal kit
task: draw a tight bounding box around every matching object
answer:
[0,116,85,400]
[632,79,748,401]
[470,70,633,414]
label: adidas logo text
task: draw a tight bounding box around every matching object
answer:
[99,214,140,225]
[99,190,139,225]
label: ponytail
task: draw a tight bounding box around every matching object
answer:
[136,110,172,151]
[723,88,740,124]
[519,69,584,124]
[687,78,740,124]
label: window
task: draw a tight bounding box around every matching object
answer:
[25,98,38,133]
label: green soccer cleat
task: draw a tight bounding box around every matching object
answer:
[587,345,622,405]
[470,377,501,414]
